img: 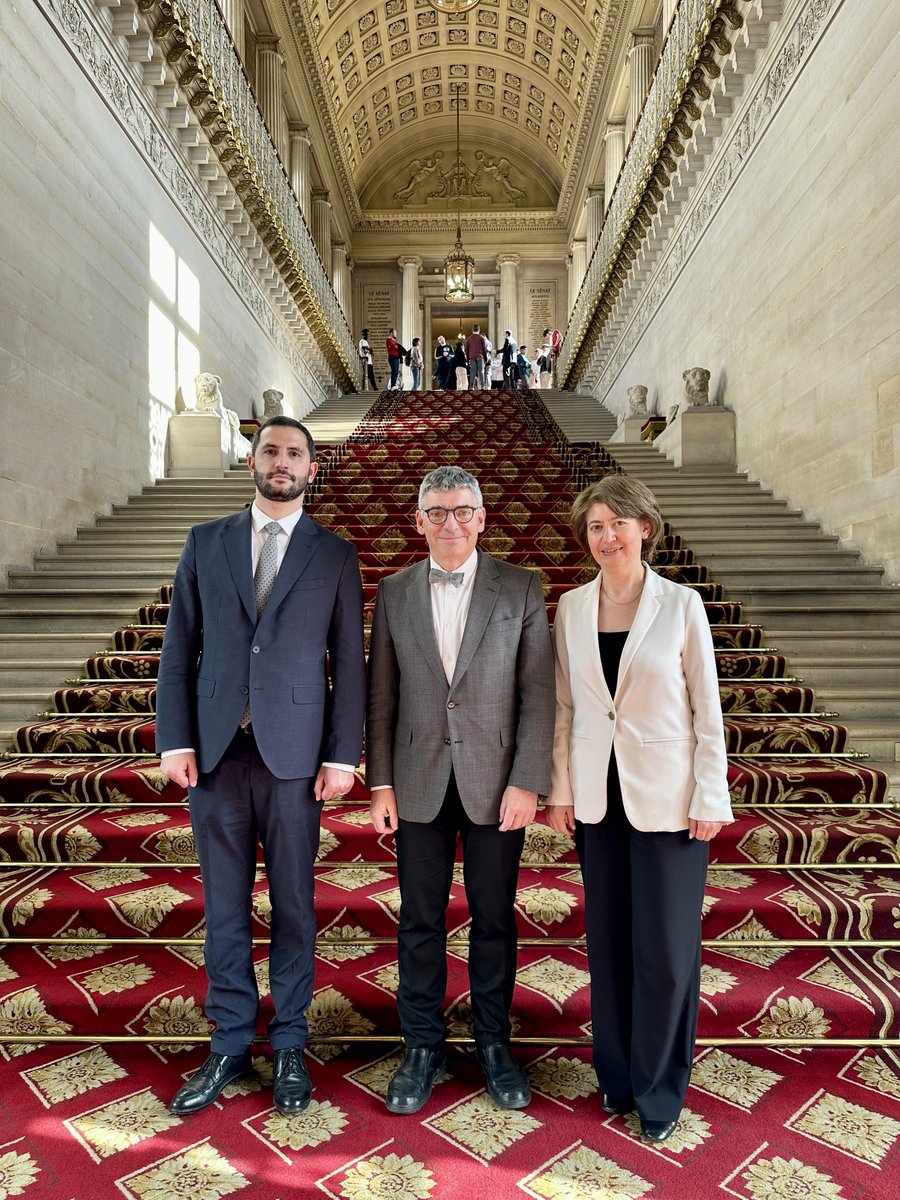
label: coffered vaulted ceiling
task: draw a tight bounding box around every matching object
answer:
[277,0,636,231]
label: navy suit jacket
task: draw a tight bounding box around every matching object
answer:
[156,506,366,780]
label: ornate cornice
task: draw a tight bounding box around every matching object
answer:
[135,0,356,388]
[584,0,843,399]
[40,0,336,402]
[561,0,747,385]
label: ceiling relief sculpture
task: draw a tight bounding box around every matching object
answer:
[283,0,630,224]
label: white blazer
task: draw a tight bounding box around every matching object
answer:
[549,563,732,831]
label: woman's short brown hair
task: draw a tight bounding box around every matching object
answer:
[569,476,664,562]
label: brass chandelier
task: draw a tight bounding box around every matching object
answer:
[443,83,475,304]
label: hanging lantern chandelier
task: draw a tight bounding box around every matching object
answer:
[443,83,475,304]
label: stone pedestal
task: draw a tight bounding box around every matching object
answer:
[654,406,736,468]
[167,413,251,477]
[608,416,648,444]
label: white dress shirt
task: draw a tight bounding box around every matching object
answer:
[429,548,479,683]
[162,503,354,774]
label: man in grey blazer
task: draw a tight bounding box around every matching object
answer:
[157,416,366,1117]
[367,465,555,1114]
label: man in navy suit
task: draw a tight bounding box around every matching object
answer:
[157,415,366,1116]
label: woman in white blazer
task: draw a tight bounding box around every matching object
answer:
[545,476,732,1142]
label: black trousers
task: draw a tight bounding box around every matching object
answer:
[575,802,708,1123]
[395,775,525,1051]
[189,728,321,1055]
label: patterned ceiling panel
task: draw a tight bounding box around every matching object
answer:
[286,0,629,221]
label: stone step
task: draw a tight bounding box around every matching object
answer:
[39,551,183,568]
[694,551,863,570]
[5,574,167,594]
[708,567,885,589]
[765,629,900,655]
[814,687,900,719]
[0,690,55,723]
[783,656,900,687]
[0,660,85,687]
[727,585,900,609]
[835,721,900,761]
[0,633,113,661]
[743,603,900,631]
[685,531,841,549]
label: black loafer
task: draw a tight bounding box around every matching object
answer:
[168,1051,253,1115]
[273,1047,312,1115]
[601,1092,634,1115]
[386,1047,448,1114]
[641,1118,680,1142]
[477,1043,531,1110]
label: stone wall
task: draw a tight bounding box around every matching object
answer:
[592,1,900,581]
[0,2,324,581]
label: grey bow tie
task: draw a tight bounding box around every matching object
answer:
[429,567,464,587]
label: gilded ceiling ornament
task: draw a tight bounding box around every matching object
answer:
[426,0,479,11]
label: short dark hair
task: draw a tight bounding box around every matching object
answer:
[361,328,369,336]
[251,416,316,461]
[569,477,664,562]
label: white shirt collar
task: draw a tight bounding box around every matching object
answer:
[250,502,304,535]
[428,548,479,579]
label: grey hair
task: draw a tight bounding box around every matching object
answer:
[418,465,483,509]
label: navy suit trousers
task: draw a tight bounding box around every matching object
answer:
[189,728,321,1054]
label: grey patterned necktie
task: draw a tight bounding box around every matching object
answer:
[255,521,283,617]
[241,521,283,730]
[429,567,464,586]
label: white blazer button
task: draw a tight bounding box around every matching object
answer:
[607,711,615,720]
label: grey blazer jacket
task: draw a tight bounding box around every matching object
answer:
[366,552,555,823]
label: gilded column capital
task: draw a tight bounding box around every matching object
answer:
[495,254,520,269]
[398,256,423,270]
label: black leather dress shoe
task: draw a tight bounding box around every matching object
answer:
[273,1047,312,1115]
[641,1117,680,1142]
[386,1047,448,1114]
[477,1043,531,1110]
[168,1051,252,1115]
[601,1092,634,1115]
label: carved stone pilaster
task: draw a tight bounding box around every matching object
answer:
[256,36,287,164]
[289,122,311,223]
[627,30,657,140]
[496,254,520,337]
[603,122,626,212]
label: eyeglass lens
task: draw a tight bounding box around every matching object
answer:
[423,506,477,524]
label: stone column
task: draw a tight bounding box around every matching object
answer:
[332,243,349,315]
[603,122,626,212]
[627,30,657,140]
[310,189,332,277]
[496,254,520,339]
[218,0,245,61]
[585,184,605,263]
[289,122,311,222]
[568,240,587,317]
[399,256,422,351]
[663,0,677,35]
[256,36,287,165]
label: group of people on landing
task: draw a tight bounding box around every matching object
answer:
[358,326,554,391]
[157,414,732,1147]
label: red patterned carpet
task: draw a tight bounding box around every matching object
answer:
[0,388,898,1197]
[0,1041,898,1198]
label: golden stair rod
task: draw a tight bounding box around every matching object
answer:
[0,861,896,872]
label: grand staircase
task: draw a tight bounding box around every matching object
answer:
[0,387,898,1062]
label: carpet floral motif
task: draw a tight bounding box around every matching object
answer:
[516,958,591,1007]
[43,927,106,962]
[742,1155,844,1200]
[338,1152,435,1200]
[516,887,577,925]
[624,1106,711,1152]
[113,884,192,933]
[142,996,212,1046]
[259,1099,348,1151]
[853,1053,900,1099]
[68,1089,179,1158]
[700,965,739,997]
[529,1055,597,1100]
[0,986,72,1051]
[80,959,155,996]
[429,1094,541,1160]
[317,924,376,963]
[527,1144,651,1200]
[690,1049,782,1109]
[791,1091,900,1164]
[0,1148,39,1199]
[24,1045,127,1105]
[120,1140,250,1199]
[758,996,831,1040]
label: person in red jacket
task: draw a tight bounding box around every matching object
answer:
[386,329,401,390]
[464,325,488,389]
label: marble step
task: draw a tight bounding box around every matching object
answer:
[0,660,88,687]
[765,629,900,655]
[0,633,113,661]
[0,689,55,723]
[0,603,143,629]
[701,567,885,589]
[691,550,864,570]
[810,687,900,719]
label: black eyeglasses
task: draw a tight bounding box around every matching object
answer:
[421,506,480,525]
